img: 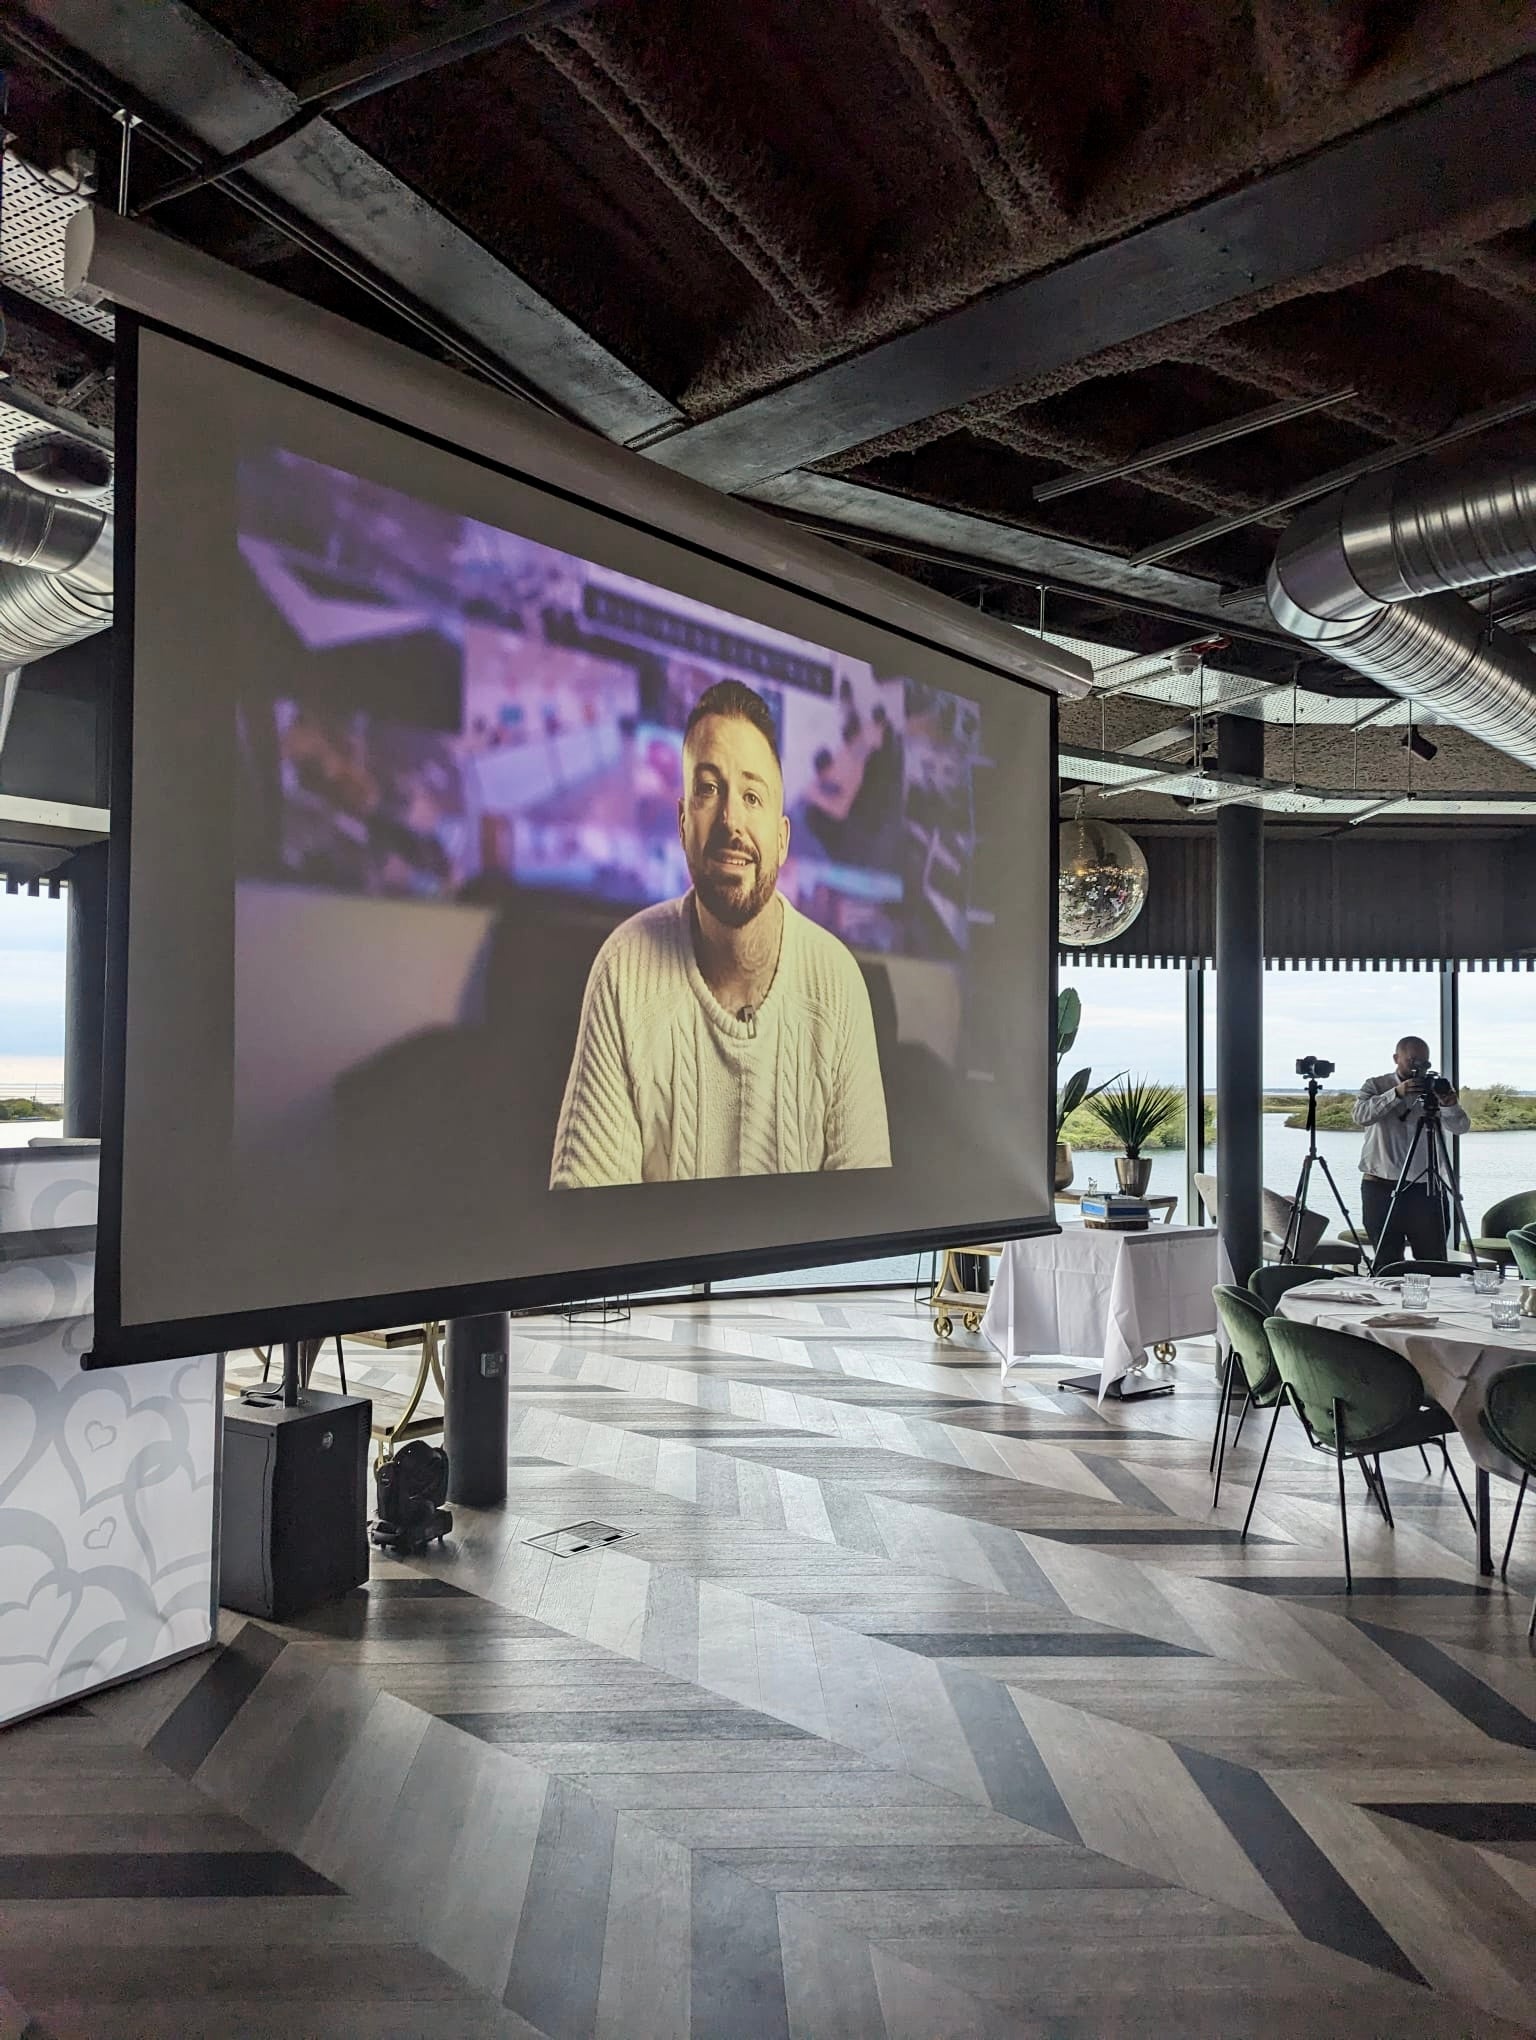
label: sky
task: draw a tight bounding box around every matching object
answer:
[0,891,66,1095]
[1062,962,1536,1092]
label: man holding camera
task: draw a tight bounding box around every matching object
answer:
[1352,1036,1470,1265]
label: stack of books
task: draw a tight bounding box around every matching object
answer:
[1079,1193,1151,1231]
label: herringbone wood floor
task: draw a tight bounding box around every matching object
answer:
[4,1291,1535,2037]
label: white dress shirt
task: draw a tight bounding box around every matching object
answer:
[1352,1072,1470,1183]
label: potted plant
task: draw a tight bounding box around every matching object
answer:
[1054,988,1117,1191]
[1085,1074,1181,1198]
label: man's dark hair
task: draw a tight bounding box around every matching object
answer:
[683,679,780,766]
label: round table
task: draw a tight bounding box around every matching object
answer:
[1276,1273,1535,1571]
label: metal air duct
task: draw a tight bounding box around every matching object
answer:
[0,467,113,669]
[1267,460,1536,770]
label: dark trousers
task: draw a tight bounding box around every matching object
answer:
[1361,1176,1449,1269]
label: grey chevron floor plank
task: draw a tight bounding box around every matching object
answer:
[16,1291,1533,2037]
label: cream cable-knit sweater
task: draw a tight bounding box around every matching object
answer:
[550,893,892,1187]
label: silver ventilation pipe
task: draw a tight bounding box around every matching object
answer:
[0,468,113,669]
[1267,460,1536,771]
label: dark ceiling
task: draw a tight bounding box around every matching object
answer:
[4,0,1536,794]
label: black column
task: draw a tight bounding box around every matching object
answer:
[444,1312,511,1506]
[62,841,108,1139]
[1215,718,1264,1285]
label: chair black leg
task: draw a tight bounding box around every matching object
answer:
[1502,1470,1529,1580]
[334,1333,348,1397]
[1241,1396,1285,1542]
[1335,1400,1352,1594]
[1439,1443,1478,1534]
[1357,1458,1390,1524]
[1209,1342,1230,1473]
[1210,1344,1236,1484]
[1528,1588,1535,1641]
[1436,1444,1476,1534]
[1417,1445,1431,1476]
[1373,1455,1394,1531]
[1230,1394,1252,1452]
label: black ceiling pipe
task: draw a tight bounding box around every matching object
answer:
[1215,719,1264,1285]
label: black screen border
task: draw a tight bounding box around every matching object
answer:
[89,311,1060,1368]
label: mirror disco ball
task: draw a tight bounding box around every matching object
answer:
[1058,818,1148,946]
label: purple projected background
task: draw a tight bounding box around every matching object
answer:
[234,450,986,963]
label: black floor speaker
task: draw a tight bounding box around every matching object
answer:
[220,1389,373,1621]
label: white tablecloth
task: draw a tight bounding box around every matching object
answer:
[1276,1275,1536,1484]
[982,1223,1220,1398]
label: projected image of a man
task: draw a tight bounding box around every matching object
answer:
[550,680,892,1187]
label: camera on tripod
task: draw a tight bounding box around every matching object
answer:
[1405,1057,1453,1106]
[1279,1050,1354,1265]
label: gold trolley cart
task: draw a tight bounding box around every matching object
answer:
[928,1244,1008,1339]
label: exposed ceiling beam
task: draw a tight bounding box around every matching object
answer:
[16,0,680,442]
[138,0,604,215]
[1031,387,1356,503]
[1117,720,1202,760]
[639,58,1536,491]
[294,0,601,108]
[1131,384,1536,566]
[747,469,1291,645]
[0,382,113,451]
[1059,749,1536,820]
[0,793,108,845]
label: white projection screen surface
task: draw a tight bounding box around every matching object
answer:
[101,317,1059,1360]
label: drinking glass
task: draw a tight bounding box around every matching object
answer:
[1491,1296,1522,1335]
[1473,1266,1503,1297]
[1402,1274,1431,1310]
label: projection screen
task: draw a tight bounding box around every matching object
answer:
[78,216,1084,1364]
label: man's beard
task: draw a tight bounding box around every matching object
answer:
[690,836,778,928]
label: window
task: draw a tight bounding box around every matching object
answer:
[1454,969,1536,1239]
[0,889,66,1146]
[1059,963,1190,1219]
[1255,965,1435,1243]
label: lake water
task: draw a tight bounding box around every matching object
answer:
[1079,1118,1536,1240]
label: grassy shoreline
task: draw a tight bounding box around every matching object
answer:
[1061,1085,1536,1151]
[0,1099,61,1122]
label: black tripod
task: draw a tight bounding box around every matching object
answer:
[1279,1077,1360,1265]
[1370,1087,1480,1275]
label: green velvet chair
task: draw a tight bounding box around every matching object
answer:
[1506,1225,1536,1283]
[1472,1191,1536,1269]
[1210,1286,1283,1510]
[1247,1264,1331,1313]
[1246,1318,1474,1588]
[1482,1363,1536,1637]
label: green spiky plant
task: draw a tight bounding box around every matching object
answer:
[1054,988,1118,1140]
[1085,1075,1183,1159]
